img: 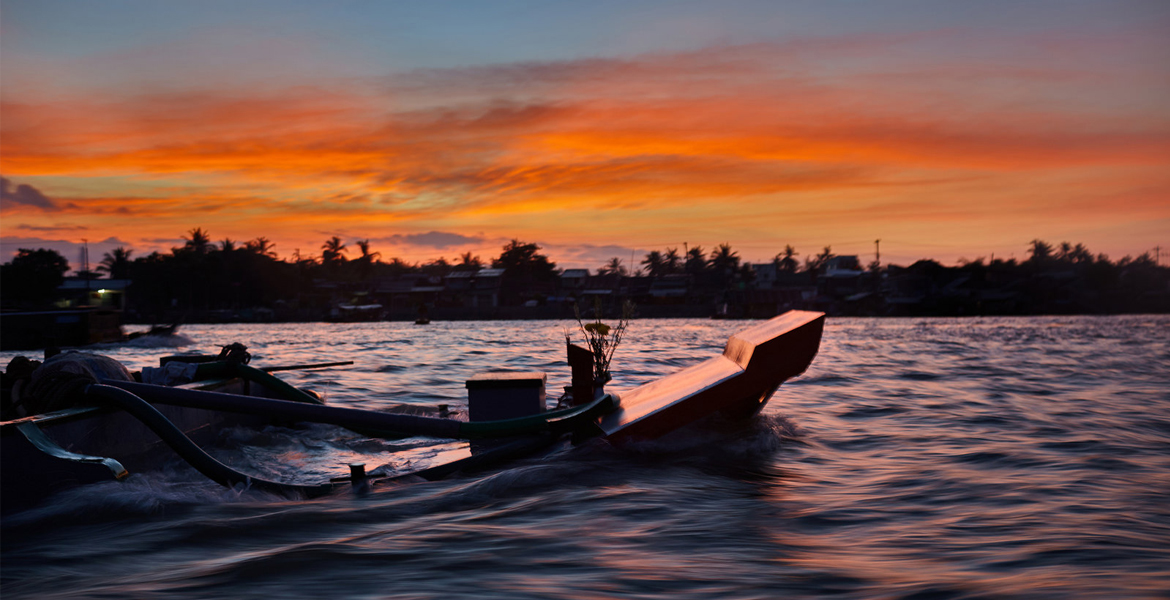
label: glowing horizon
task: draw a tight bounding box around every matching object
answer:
[2,1,1167,272]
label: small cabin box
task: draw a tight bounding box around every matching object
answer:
[466,372,546,421]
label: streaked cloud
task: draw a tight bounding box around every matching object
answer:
[2,17,1166,265]
[0,235,134,273]
[370,231,486,249]
[1,177,67,210]
[541,243,649,273]
[14,223,89,233]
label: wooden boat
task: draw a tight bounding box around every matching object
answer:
[0,311,824,513]
[600,310,824,442]
[0,377,271,514]
[0,309,182,351]
[125,323,181,341]
[333,304,384,322]
[0,307,124,350]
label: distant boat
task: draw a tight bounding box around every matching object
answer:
[125,323,181,341]
[0,308,124,351]
[332,294,384,322]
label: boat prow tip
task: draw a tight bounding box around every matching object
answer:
[599,310,826,443]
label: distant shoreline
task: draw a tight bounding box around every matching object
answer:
[123,309,1169,327]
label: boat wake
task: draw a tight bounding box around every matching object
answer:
[3,413,797,533]
[119,333,196,348]
[616,413,798,459]
[1,471,288,530]
[87,332,196,350]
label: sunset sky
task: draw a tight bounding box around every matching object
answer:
[2,1,1167,272]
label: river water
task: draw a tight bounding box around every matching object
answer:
[2,316,1168,599]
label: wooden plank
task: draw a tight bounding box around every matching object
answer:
[598,356,743,438]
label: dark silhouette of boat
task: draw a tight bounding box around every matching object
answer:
[0,308,123,350]
[0,311,824,513]
[125,323,181,341]
[331,294,385,322]
[0,308,181,351]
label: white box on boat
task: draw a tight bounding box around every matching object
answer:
[466,372,546,421]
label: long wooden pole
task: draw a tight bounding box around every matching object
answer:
[263,361,354,372]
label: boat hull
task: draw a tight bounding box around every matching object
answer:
[1,312,827,512]
[1,378,270,514]
[0,308,123,350]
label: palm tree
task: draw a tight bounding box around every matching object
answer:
[709,243,740,274]
[355,239,381,264]
[664,247,682,274]
[182,227,212,254]
[321,236,348,267]
[597,257,626,277]
[641,250,665,277]
[457,251,483,271]
[805,246,834,273]
[685,246,707,274]
[773,245,799,273]
[354,239,381,280]
[1069,243,1093,264]
[97,247,134,279]
[244,237,277,258]
[422,256,452,277]
[219,238,237,253]
[1027,239,1053,263]
[385,257,415,277]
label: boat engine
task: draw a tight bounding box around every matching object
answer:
[4,352,134,417]
[466,372,547,421]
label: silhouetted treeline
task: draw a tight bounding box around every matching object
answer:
[0,249,69,307]
[730,239,1166,317]
[1,232,1166,319]
[868,240,1169,316]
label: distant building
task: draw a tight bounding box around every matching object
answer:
[816,255,867,309]
[443,270,476,293]
[470,268,504,308]
[824,255,862,276]
[560,269,590,290]
[750,262,779,289]
[59,278,129,309]
[649,274,690,300]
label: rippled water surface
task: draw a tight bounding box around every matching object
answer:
[3,316,1169,599]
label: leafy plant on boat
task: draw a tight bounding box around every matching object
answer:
[572,298,633,384]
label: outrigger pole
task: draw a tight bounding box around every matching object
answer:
[103,380,617,440]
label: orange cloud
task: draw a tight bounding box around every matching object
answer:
[2,36,1167,265]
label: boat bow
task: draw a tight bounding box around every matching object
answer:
[599,310,825,442]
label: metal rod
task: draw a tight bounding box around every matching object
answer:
[262,361,355,373]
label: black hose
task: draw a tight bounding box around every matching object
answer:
[107,380,464,438]
[83,384,338,498]
[104,380,616,440]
